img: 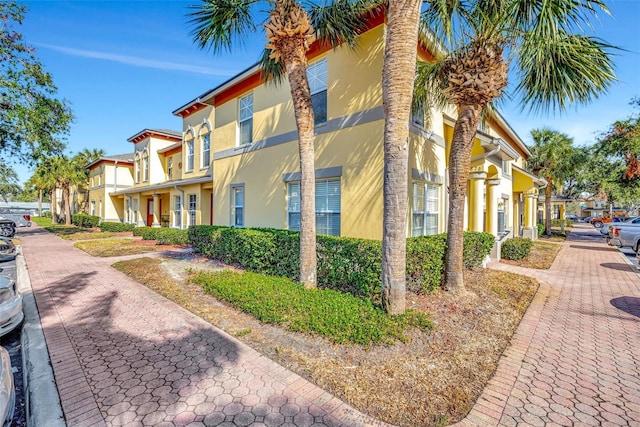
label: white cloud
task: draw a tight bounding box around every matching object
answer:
[38,43,234,77]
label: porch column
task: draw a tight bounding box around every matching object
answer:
[485,179,500,236]
[469,168,487,232]
[523,190,538,240]
[152,194,161,228]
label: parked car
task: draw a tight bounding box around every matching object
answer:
[0,239,15,263]
[601,217,640,235]
[0,208,30,228]
[565,214,578,221]
[0,220,15,239]
[0,276,22,337]
[591,215,627,228]
[0,346,14,427]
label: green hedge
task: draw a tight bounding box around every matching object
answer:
[537,223,544,237]
[71,214,99,228]
[501,237,533,260]
[98,222,135,232]
[133,226,188,245]
[188,226,494,298]
[552,219,573,228]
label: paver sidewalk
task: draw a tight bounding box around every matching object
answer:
[19,226,387,427]
[459,223,640,426]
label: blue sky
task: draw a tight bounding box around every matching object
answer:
[12,0,640,183]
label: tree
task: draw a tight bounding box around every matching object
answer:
[380,0,422,314]
[528,129,576,235]
[598,98,640,179]
[416,0,616,292]
[33,160,59,222]
[74,148,105,213]
[188,0,373,288]
[0,160,21,202]
[1,2,73,165]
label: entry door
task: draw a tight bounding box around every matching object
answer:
[147,199,154,226]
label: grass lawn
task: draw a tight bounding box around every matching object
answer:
[75,238,156,257]
[502,240,562,269]
[30,216,53,227]
[113,256,538,426]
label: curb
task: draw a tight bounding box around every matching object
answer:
[16,247,66,427]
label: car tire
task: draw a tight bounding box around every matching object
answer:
[593,221,603,228]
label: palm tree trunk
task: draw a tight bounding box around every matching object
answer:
[51,188,58,224]
[444,104,484,293]
[37,188,42,217]
[545,179,553,235]
[63,184,71,225]
[381,0,421,315]
[284,45,317,288]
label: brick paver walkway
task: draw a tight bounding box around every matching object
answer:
[19,226,387,427]
[459,223,640,426]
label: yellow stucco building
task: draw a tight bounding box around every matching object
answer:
[87,17,543,249]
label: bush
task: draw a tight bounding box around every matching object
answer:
[188,226,495,298]
[71,214,99,228]
[133,226,188,245]
[98,222,135,232]
[537,223,544,237]
[501,237,533,260]
[552,219,573,228]
[42,211,52,218]
[191,270,433,345]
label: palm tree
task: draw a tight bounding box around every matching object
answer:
[380,0,422,314]
[25,173,48,216]
[74,148,105,213]
[33,160,59,222]
[415,0,616,292]
[528,129,576,235]
[188,0,374,289]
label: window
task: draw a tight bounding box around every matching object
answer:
[125,199,131,223]
[186,140,194,172]
[232,185,244,227]
[287,178,341,236]
[133,198,139,224]
[307,59,327,125]
[502,159,510,175]
[411,105,425,128]
[498,197,508,233]
[202,134,211,168]
[174,195,182,229]
[412,181,439,236]
[90,200,96,216]
[167,157,173,180]
[97,174,102,186]
[188,194,197,226]
[135,155,141,183]
[143,151,149,182]
[99,200,102,217]
[239,94,253,145]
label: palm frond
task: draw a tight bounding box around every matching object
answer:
[259,47,287,86]
[307,0,380,49]
[187,0,261,53]
[413,60,449,129]
[516,31,616,114]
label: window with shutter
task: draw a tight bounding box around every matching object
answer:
[287,178,340,236]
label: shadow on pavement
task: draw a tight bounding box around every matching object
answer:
[599,262,636,272]
[569,245,618,251]
[610,296,640,319]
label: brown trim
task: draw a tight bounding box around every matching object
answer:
[176,103,208,118]
[164,146,182,157]
[129,131,182,144]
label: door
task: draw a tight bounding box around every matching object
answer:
[147,199,154,226]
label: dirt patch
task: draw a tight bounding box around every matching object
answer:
[113,256,538,427]
[501,240,562,269]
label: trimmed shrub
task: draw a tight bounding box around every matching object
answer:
[501,237,533,260]
[42,211,52,218]
[188,226,495,298]
[133,226,188,245]
[71,213,99,228]
[537,223,544,237]
[99,222,135,232]
[552,219,573,228]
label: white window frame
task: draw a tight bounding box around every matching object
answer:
[287,178,341,236]
[174,195,182,229]
[167,157,173,180]
[143,150,149,182]
[231,184,245,227]
[133,198,139,225]
[134,153,141,183]
[411,181,440,237]
[188,194,197,226]
[125,198,131,223]
[90,200,96,216]
[238,93,253,146]
[186,140,195,172]
[201,133,211,169]
[307,58,327,126]
[498,197,508,234]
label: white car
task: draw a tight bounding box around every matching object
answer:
[0,276,22,338]
[0,347,14,426]
[600,216,640,235]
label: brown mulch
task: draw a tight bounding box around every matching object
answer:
[113,255,538,427]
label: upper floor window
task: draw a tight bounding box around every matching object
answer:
[135,155,141,183]
[501,159,510,175]
[143,151,149,182]
[239,93,253,145]
[97,174,102,186]
[411,105,425,128]
[186,140,195,172]
[167,157,173,180]
[202,133,211,168]
[308,58,327,125]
